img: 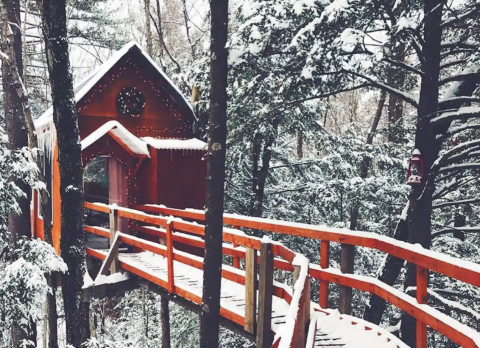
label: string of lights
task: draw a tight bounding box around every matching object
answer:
[76,57,191,136]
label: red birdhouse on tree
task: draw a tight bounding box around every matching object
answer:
[407,149,423,185]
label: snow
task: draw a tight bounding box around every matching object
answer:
[81,120,150,157]
[312,310,408,348]
[309,265,480,347]
[395,17,416,33]
[94,272,130,286]
[142,137,207,151]
[34,41,196,130]
[277,254,309,348]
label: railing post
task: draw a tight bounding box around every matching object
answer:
[339,243,354,314]
[293,265,310,348]
[244,247,257,334]
[109,206,120,274]
[416,265,428,348]
[256,242,273,348]
[166,221,175,293]
[319,241,330,308]
[232,226,241,269]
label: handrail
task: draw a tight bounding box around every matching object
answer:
[134,204,480,287]
[131,203,480,348]
[84,202,310,348]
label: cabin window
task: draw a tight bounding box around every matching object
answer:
[116,86,145,118]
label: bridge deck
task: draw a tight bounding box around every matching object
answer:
[89,249,407,348]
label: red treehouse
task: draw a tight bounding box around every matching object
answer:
[31,42,207,253]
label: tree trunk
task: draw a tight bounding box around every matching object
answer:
[199,0,228,345]
[296,129,303,159]
[40,0,89,346]
[362,216,408,324]
[160,296,171,348]
[0,1,32,345]
[3,0,30,247]
[144,0,153,56]
[387,94,403,143]
[249,122,277,218]
[400,2,444,346]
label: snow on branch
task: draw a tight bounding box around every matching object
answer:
[432,226,480,238]
[438,163,480,174]
[433,197,480,209]
[342,69,419,107]
[431,107,480,125]
[437,123,480,141]
[439,71,480,86]
[428,289,480,321]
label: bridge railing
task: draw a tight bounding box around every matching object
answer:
[84,202,310,348]
[134,204,480,348]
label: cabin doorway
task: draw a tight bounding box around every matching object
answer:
[84,156,128,249]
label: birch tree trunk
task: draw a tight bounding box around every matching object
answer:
[39,0,89,346]
[199,0,228,345]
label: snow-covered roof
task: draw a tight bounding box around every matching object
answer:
[142,137,207,151]
[81,121,150,157]
[35,41,195,130]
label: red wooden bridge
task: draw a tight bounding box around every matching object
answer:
[83,202,480,348]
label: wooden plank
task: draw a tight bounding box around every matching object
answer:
[256,242,274,348]
[109,207,120,274]
[244,247,257,334]
[319,240,330,308]
[417,265,428,348]
[84,201,110,213]
[166,221,175,293]
[339,244,354,314]
[85,225,110,238]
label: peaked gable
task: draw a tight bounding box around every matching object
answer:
[35,42,196,139]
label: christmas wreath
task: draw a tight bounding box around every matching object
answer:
[116,87,145,117]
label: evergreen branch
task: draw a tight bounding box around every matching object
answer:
[433,197,480,209]
[342,69,419,107]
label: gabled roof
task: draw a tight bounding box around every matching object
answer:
[81,121,150,158]
[35,41,195,130]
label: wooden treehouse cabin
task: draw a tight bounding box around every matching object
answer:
[31,41,207,253]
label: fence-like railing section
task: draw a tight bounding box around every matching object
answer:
[133,204,480,348]
[84,202,310,348]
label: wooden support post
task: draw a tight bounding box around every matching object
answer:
[304,276,311,328]
[244,247,257,334]
[98,234,121,276]
[416,265,428,348]
[256,242,273,348]
[339,244,354,314]
[166,221,175,293]
[319,240,330,308]
[109,207,120,274]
